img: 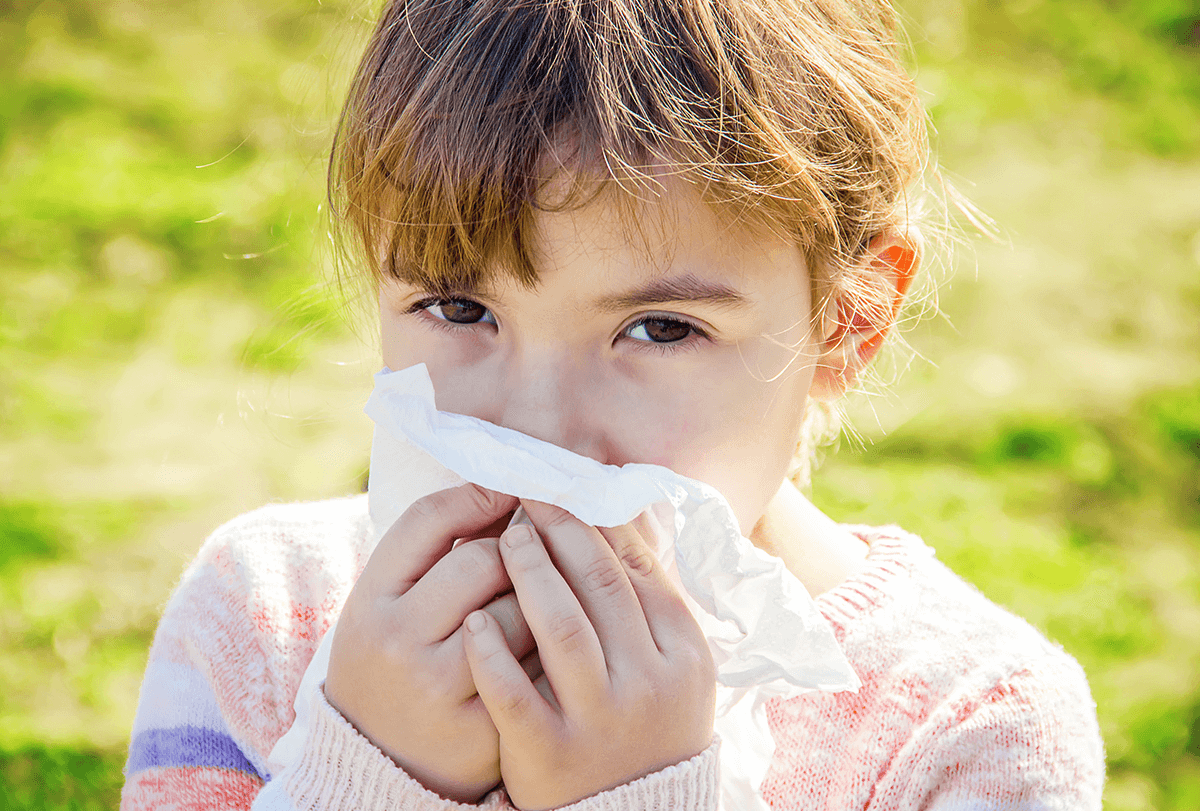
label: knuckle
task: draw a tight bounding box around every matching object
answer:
[617,544,656,578]
[464,484,516,519]
[494,680,534,718]
[458,539,504,581]
[401,493,445,528]
[460,483,498,515]
[403,485,503,529]
[547,611,590,651]
[538,505,578,533]
[476,631,513,666]
[581,558,626,598]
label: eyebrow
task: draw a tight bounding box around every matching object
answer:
[593,273,750,313]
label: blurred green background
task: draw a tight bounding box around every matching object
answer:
[1,0,1198,808]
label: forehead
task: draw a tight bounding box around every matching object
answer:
[515,174,812,311]
[389,163,813,319]
[533,174,754,266]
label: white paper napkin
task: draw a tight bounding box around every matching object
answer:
[270,364,859,809]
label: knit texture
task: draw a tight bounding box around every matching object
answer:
[122,496,1104,810]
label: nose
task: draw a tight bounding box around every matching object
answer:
[491,353,609,463]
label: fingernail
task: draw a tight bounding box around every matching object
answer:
[465,611,487,634]
[502,524,534,549]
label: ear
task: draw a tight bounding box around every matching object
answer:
[809,230,921,400]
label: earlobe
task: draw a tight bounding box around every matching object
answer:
[810,230,922,400]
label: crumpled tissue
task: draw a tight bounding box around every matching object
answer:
[269,364,860,809]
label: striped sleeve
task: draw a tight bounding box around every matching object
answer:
[122,528,274,808]
[120,498,519,811]
[122,659,268,806]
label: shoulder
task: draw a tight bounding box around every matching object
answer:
[174,494,371,674]
[196,494,371,567]
[150,495,370,763]
[763,527,1104,808]
[182,495,371,606]
[819,525,1087,690]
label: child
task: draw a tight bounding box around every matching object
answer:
[121,0,1105,808]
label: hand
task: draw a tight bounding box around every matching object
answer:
[325,485,538,803]
[463,501,717,811]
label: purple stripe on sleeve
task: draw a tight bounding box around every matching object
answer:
[127,726,260,776]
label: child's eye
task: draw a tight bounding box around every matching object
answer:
[418,298,497,326]
[623,317,702,344]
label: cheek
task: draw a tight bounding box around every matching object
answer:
[697,380,812,528]
[379,294,416,371]
[603,350,813,528]
[380,306,490,381]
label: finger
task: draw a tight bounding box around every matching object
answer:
[484,591,536,661]
[629,506,672,557]
[519,648,544,683]
[498,522,608,705]
[460,643,541,705]
[463,610,557,743]
[532,672,558,710]
[362,484,518,597]
[439,590,536,669]
[402,538,512,641]
[521,501,655,659]
[597,520,704,656]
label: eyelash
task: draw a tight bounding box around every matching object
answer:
[406,297,497,335]
[407,296,711,353]
[621,314,711,354]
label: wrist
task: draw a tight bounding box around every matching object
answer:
[520,738,722,811]
[318,684,500,806]
[402,765,499,806]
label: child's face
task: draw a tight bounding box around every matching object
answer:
[380,177,821,532]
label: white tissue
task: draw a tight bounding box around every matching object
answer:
[269,364,859,809]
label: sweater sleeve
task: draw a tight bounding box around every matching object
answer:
[250,685,509,811]
[265,687,718,811]
[121,517,277,809]
[911,664,1106,810]
[545,738,721,811]
[120,503,508,811]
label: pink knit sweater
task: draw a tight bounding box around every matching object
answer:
[122,495,1105,809]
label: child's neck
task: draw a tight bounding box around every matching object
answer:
[750,481,869,597]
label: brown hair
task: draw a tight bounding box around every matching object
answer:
[330,0,933,479]
[329,0,927,302]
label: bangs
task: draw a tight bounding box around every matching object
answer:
[329,0,924,293]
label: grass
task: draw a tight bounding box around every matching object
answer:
[1,744,126,811]
[2,0,1199,808]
